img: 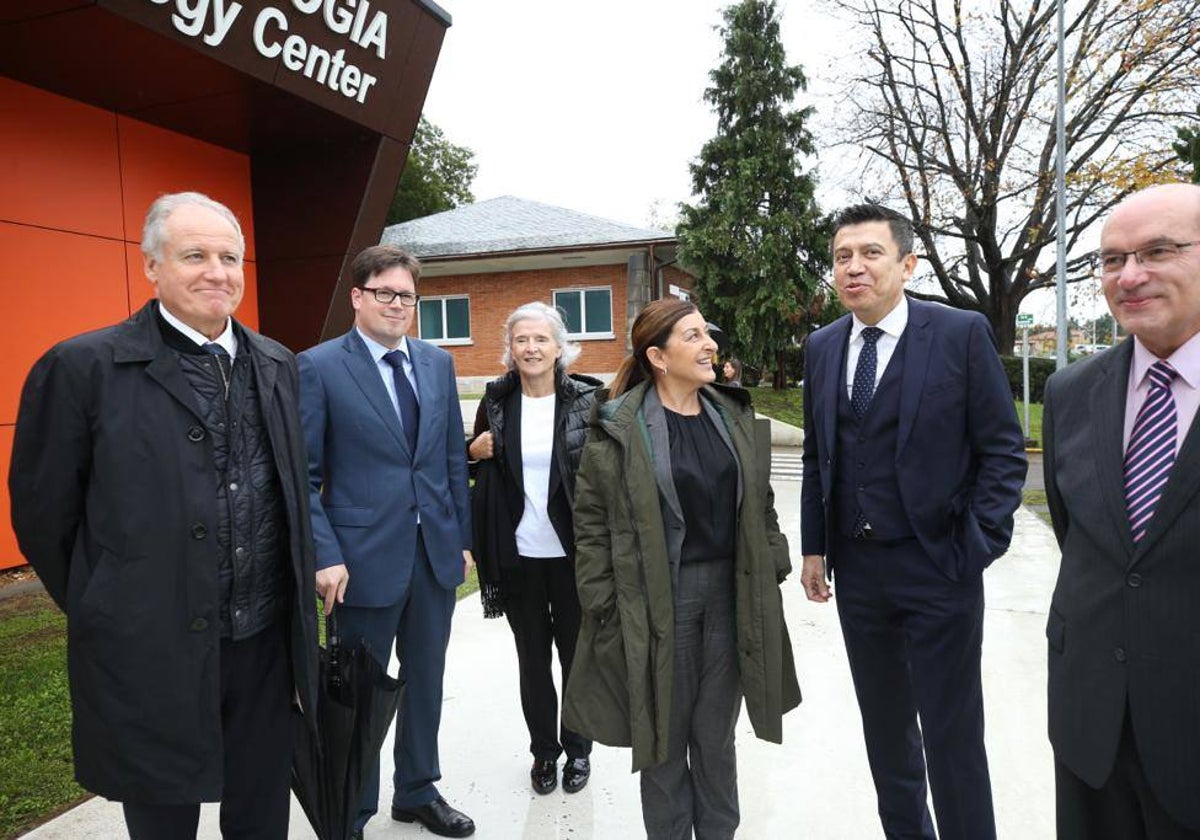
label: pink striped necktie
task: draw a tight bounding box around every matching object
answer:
[1124,360,1178,543]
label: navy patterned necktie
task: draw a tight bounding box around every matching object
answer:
[1124,360,1178,543]
[851,327,884,418]
[201,342,231,402]
[383,349,420,454]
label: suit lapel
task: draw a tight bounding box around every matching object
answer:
[410,339,437,457]
[340,331,408,454]
[818,318,851,458]
[897,299,932,455]
[1089,341,1137,561]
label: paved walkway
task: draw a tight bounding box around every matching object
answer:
[26,479,1061,839]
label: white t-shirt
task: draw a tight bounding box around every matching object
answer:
[515,393,567,558]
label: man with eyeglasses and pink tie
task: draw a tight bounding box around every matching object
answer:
[299,245,476,839]
[1044,182,1200,840]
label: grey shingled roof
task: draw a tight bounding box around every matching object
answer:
[380,195,676,258]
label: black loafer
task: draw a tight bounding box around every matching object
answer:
[562,757,590,793]
[531,758,558,794]
[391,796,475,837]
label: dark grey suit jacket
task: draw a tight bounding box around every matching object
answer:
[1044,338,1200,830]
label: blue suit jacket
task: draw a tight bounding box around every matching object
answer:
[298,330,471,607]
[800,298,1026,581]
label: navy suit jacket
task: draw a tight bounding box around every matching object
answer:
[298,329,471,607]
[800,298,1026,581]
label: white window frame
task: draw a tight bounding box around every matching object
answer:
[418,295,473,346]
[553,286,615,340]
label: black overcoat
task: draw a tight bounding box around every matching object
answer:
[8,301,319,804]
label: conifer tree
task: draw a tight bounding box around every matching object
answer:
[677,0,829,388]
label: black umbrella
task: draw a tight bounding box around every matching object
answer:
[292,608,403,840]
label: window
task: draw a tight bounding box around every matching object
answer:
[418,296,471,344]
[553,287,613,339]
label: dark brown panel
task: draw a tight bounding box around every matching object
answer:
[383,12,446,142]
[256,254,348,352]
[321,134,409,339]
[0,0,91,25]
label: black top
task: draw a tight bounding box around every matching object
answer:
[664,407,738,564]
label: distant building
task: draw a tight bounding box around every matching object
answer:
[382,196,696,390]
[1028,328,1088,357]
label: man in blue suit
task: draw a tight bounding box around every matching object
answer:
[299,245,475,839]
[800,204,1026,840]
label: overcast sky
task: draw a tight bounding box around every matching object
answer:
[421,0,853,229]
[419,0,1094,324]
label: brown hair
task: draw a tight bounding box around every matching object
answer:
[609,298,699,397]
[350,245,422,288]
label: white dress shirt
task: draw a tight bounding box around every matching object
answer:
[356,328,421,422]
[844,296,908,398]
[159,304,238,358]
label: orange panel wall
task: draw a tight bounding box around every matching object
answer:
[1,78,257,569]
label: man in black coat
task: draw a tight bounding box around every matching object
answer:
[8,192,318,840]
[1045,182,1200,839]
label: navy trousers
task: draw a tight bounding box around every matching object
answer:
[337,531,457,831]
[833,535,994,840]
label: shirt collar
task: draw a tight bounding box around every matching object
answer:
[851,295,908,342]
[158,303,237,357]
[356,327,410,364]
[1132,332,1200,390]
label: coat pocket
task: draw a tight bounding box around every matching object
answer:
[563,609,632,747]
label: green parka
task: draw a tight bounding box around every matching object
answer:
[562,380,801,771]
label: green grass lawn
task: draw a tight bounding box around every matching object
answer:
[0,590,86,839]
[748,386,1044,447]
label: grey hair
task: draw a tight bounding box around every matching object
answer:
[501,301,582,371]
[141,192,245,261]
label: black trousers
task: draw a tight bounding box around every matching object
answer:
[503,556,591,762]
[833,535,994,840]
[1056,709,1200,840]
[122,619,292,840]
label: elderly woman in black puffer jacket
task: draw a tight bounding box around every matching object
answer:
[467,301,602,797]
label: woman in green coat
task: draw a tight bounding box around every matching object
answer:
[563,299,801,839]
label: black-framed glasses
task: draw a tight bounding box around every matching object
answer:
[358,286,420,306]
[1098,242,1195,276]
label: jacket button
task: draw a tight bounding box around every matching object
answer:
[1126,573,1142,588]
[187,426,205,442]
[189,618,208,632]
[191,523,208,539]
[1113,647,1127,663]
[235,546,246,559]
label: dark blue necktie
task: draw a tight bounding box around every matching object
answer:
[851,327,884,418]
[1124,361,1177,543]
[201,342,231,402]
[383,349,420,454]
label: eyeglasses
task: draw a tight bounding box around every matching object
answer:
[1098,242,1195,276]
[358,286,419,307]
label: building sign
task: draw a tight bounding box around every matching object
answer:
[146,0,388,104]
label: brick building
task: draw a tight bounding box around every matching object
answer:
[381,196,696,391]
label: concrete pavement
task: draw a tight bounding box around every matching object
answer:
[25,477,1061,839]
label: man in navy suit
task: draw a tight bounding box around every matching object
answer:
[800,204,1026,840]
[299,245,475,838]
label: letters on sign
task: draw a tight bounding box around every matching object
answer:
[146,0,391,106]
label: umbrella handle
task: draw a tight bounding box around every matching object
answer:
[326,605,340,649]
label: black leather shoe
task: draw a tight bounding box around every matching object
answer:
[531,758,558,794]
[562,757,590,793]
[391,796,475,837]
